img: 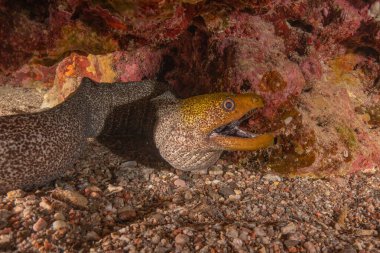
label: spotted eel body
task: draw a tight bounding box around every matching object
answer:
[0,78,274,193]
[0,78,168,193]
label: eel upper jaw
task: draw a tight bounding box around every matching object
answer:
[209,109,257,138]
[208,110,275,151]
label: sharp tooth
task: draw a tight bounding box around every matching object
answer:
[234,126,257,138]
[245,131,257,138]
[212,110,259,138]
[210,132,218,137]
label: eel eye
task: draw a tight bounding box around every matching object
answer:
[222,98,235,111]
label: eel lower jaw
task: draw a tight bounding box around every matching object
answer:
[209,133,275,151]
[208,111,275,151]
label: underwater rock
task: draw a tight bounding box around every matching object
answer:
[41,47,165,107]
[164,12,306,119]
[0,0,198,73]
[0,0,379,175]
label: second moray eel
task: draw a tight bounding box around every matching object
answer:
[0,78,274,193]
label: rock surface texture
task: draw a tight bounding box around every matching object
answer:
[0,1,379,174]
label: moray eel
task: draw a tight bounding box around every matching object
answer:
[0,78,273,193]
[152,92,274,171]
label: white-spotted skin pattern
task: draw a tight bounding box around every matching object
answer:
[152,95,223,171]
[0,78,169,193]
[0,99,86,192]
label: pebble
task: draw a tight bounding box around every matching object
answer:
[150,213,165,224]
[184,191,193,200]
[225,226,239,238]
[288,232,305,242]
[367,204,375,213]
[284,239,299,248]
[174,179,187,188]
[142,168,155,180]
[151,234,161,244]
[120,161,138,169]
[53,212,65,221]
[245,187,254,194]
[85,185,102,198]
[22,207,33,219]
[199,246,209,253]
[7,189,25,200]
[175,233,189,245]
[254,227,267,237]
[208,166,224,175]
[0,210,11,226]
[337,205,348,226]
[232,238,243,247]
[228,194,241,201]
[107,184,124,194]
[262,236,270,244]
[39,198,54,212]
[90,191,101,198]
[86,185,102,192]
[191,168,208,175]
[219,185,235,198]
[33,217,47,232]
[353,241,364,251]
[207,188,221,201]
[239,228,250,241]
[258,246,266,253]
[355,229,376,236]
[284,116,293,125]
[234,189,242,195]
[281,223,297,234]
[304,241,317,253]
[262,174,282,182]
[118,206,137,221]
[86,231,101,241]
[13,205,24,214]
[0,234,11,249]
[52,220,69,230]
[340,245,357,253]
[212,179,220,184]
[52,189,88,209]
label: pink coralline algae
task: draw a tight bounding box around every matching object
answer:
[164,12,306,119]
[0,0,379,176]
[41,48,166,107]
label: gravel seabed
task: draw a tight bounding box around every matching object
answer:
[0,87,379,253]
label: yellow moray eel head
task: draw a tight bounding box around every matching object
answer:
[152,92,274,171]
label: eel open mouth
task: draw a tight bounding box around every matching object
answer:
[209,110,275,151]
[210,109,257,138]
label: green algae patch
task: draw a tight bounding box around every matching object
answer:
[200,4,231,33]
[267,133,316,175]
[249,101,317,175]
[32,23,119,66]
[327,54,365,88]
[355,105,380,127]
[367,105,380,126]
[258,71,287,93]
[335,125,357,151]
